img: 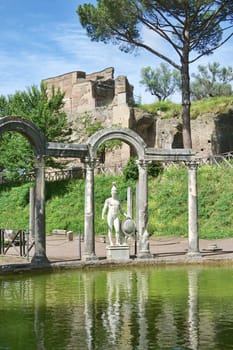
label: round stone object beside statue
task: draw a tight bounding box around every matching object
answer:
[121,217,136,237]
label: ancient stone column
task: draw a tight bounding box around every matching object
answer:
[127,186,133,218]
[29,186,35,239]
[136,160,151,258]
[83,157,97,260]
[187,162,201,257]
[31,156,48,265]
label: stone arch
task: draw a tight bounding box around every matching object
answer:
[0,116,46,156]
[88,127,146,159]
[83,127,150,260]
[0,116,48,264]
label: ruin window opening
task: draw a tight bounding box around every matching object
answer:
[172,132,184,149]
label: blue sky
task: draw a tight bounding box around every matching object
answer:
[1,0,233,103]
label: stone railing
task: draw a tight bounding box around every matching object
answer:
[162,151,233,169]
[195,151,233,168]
[1,151,232,185]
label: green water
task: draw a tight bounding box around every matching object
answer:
[0,266,233,350]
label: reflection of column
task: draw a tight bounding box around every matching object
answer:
[188,269,199,350]
[106,273,120,343]
[83,157,97,261]
[137,271,149,349]
[33,278,46,350]
[83,273,95,350]
[187,162,201,257]
[31,157,48,265]
[136,160,151,258]
[102,271,131,346]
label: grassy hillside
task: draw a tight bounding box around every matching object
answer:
[0,165,232,239]
[139,96,233,119]
[148,165,233,238]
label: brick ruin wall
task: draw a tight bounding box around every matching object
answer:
[43,67,233,167]
[43,67,133,166]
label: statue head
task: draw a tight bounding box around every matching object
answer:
[111,182,117,197]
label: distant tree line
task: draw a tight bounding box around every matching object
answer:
[78,0,233,149]
[140,61,233,101]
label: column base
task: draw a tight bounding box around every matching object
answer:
[31,254,50,266]
[137,250,152,259]
[82,253,98,262]
[186,251,202,258]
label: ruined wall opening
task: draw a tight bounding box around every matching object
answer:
[172,131,184,149]
[172,123,184,148]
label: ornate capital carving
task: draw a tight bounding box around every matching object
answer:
[135,159,149,171]
[82,157,96,170]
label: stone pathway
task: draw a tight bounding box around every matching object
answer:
[1,235,233,268]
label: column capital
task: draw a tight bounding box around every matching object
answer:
[135,159,149,169]
[34,155,46,169]
[82,156,96,169]
[187,161,198,170]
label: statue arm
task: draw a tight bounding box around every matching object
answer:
[119,202,127,217]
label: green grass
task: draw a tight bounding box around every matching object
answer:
[0,166,232,239]
[191,96,233,119]
[139,96,233,120]
[139,100,182,119]
[148,165,233,239]
[0,176,135,235]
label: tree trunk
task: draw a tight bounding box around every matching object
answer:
[181,49,192,149]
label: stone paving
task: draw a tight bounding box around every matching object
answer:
[45,235,233,262]
[1,235,233,271]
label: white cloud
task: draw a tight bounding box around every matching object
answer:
[0,20,155,102]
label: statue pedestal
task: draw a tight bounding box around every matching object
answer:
[106,245,130,260]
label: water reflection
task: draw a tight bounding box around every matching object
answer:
[34,281,46,350]
[188,269,199,350]
[1,267,233,349]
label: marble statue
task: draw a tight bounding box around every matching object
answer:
[102,183,127,246]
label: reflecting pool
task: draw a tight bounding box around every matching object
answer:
[1,266,233,349]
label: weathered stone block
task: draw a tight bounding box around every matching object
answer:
[106,245,130,260]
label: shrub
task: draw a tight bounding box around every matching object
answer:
[123,157,163,181]
[123,158,138,180]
